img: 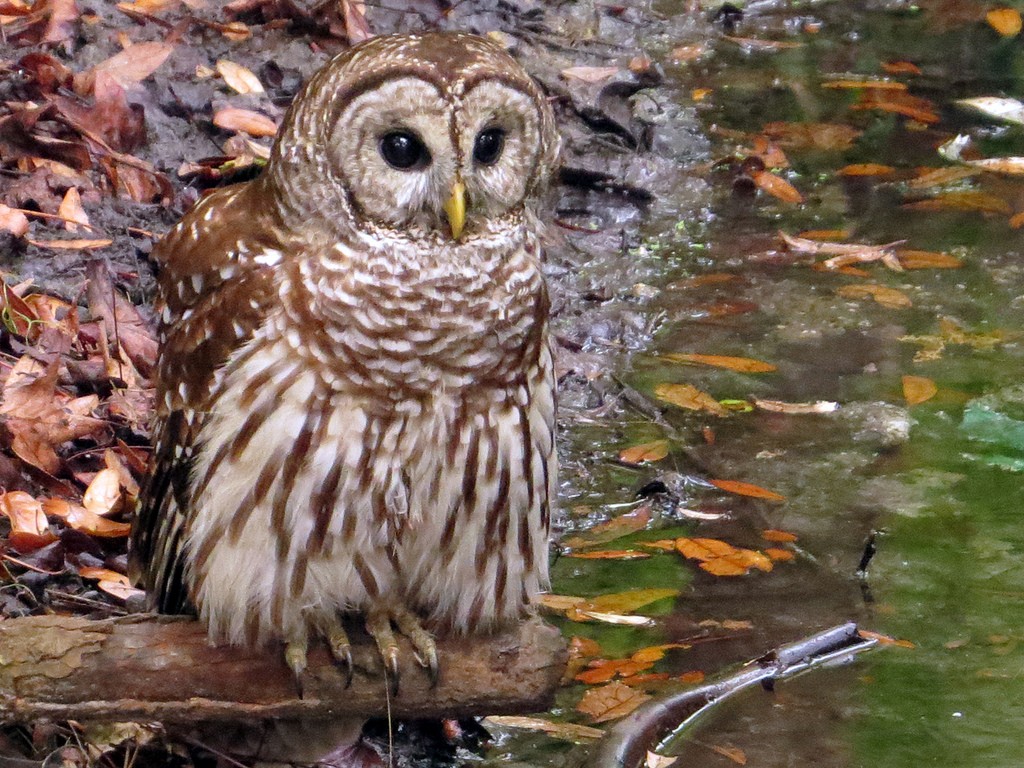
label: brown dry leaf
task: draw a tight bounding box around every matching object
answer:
[722,35,804,51]
[57,187,89,231]
[0,281,40,336]
[986,7,1022,35]
[779,231,904,270]
[796,229,852,241]
[853,89,940,123]
[82,468,123,515]
[662,353,777,373]
[646,753,678,768]
[0,491,50,536]
[1010,211,1024,228]
[709,478,786,501]
[907,166,980,189]
[537,594,587,612]
[86,41,174,89]
[483,716,604,742]
[751,397,839,414]
[41,498,132,538]
[216,58,264,94]
[561,66,621,83]
[897,250,963,269]
[678,670,705,684]
[561,505,650,549]
[342,0,372,44]
[881,60,922,75]
[762,121,861,151]
[858,629,916,649]
[97,580,146,601]
[837,283,913,309]
[748,136,790,168]
[822,78,907,90]
[837,163,896,176]
[576,680,652,723]
[0,203,31,236]
[902,374,938,405]
[618,439,669,465]
[676,538,773,576]
[904,190,1012,214]
[764,548,795,561]
[566,550,652,560]
[213,107,279,137]
[750,169,804,203]
[576,659,653,684]
[654,383,728,416]
[762,529,798,543]
[25,237,112,249]
[710,745,747,765]
[962,156,1024,175]
[569,636,603,658]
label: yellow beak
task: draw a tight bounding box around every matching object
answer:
[444,180,466,240]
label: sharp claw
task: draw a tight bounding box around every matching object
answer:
[385,647,400,698]
[425,645,439,687]
[337,644,354,688]
[284,639,308,698]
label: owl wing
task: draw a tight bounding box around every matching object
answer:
[131,182,282,613]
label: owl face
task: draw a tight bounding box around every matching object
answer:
[270,33,560,242]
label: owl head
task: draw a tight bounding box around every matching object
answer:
[266,32,560,242]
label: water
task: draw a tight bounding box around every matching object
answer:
[484,1,1024,765]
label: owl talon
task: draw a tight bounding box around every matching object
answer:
[284,637,308,697]
[366,608,402,696]
[392,607,438,686]
[323,616,354,687]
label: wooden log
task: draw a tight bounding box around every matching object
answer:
[0,613,567,724]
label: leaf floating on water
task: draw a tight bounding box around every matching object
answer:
[836,283,913,309]
[561,506,651,549]
[654,383,728,416]
[586,588,680,614]
[986,7,1022,36]
[709,478,786,501]
[566,550,652,560]
[858,629,916,649]
[822,78,907,90]
[576,680,652,723]
[676,537,774,576]
[761,121,861,151]
[678,670,706,684]
[897,250,963,269]
[751,397,839,414]
[779,231,904,271]
[907,166,980,189]
[903,190,1012,215]
[662,353,777,373]
[837,163,896,176]
[484,716,604,742]
[646,752,679,768]
[618,439,670,465]
[750,169,804,203]
[764,547,795,561]
[902,375,938,405]
[955,96,1024,125]
[762,529,798,543]
[710,744,748,765]
[576,611,656,627]
[881,60,922,75]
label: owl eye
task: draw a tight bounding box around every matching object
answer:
[473,128,505,166]
[379,131,430,170]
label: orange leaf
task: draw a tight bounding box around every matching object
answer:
[630,644,689,663]
[762,529,798,543]
[903,191,1012,215]
[662,353,776,373]
[836,283,913,309]
[1010,211,1024,228]
[837,163,896,176]
[902,375,937,405]
[710,744,748,765]
[678,670,705,684]
[57,187,89,232]
[881,60,922,75]
[42,498,131,538]
[216,59,265,94]
[795,228,852,241]
[822,79,907,90]
[566,550,652,560]
[750,169,804,203]
[654,383,728,416]
[24,238,112,249]
[82,468,123,515]
[576,680,652,723]
[897,250,963,269]
[709,478,786,501]
[1,491,50,537]
[0,204,30,237]
[858,629,916,649]
[79,566,130,584]
[561,506,651,549]
[618,439,669,465]
[765,548,795,561]
[212,107,278,137]
[676,538,773,576]
[987,7,1022,36]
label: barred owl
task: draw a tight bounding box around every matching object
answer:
[131,31,560,689]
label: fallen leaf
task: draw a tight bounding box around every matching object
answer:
[630,644,690,663]
[858,629,916,649]
[822,78,907,90]
[618,439,669,465]
[213,107,278,137]
[0,203,30,236]
[837,283,913,308]
[676,538,773,576]
[1010,211,1024,228]
[710,744,747,765]
[41,498,131,537]
[902,374,937,405]
[574,611,657,627]
[764,548,795,561]
[646,752,678,768]
[566,550,652,560]
[216,59,264,94]
[761,122,861,151]
[907,166,980,189]
[986,7,1022,36]
[853,89,940,123]
[97,580,146,601]
[576,659,652,684]
[84,41,174,89]
[24,238,112,249]
[483,716,604,742]
[897,250,963,269]
[561,66,621,83]
[584,588,680,614]
[881,60,922,75]
[569,636,603,658]
[561,505,651,549]
[903,190,1012,215]
[82,468,123,515]
[751,397,839,414]
[678,670,705,684]
[79,566,130,584]
[0,491,50,536]
[955,96,1024,125]
[576,680,652,723]
[762,529,798,543]
[661,353,777,373]
[709,478,786,501]
[57,187,89,232]
[750,169,804,203]
[654,383,728,416]
[837,163,896,176]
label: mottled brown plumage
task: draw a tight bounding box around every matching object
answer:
[131,32,560,684]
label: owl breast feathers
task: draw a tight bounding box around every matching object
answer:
[131,31,560,664]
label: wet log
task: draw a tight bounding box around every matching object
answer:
[0,613,567,725]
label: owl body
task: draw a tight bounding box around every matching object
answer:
[133,33,559,655]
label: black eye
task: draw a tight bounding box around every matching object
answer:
[379,131,429,170]
[473,128,505,166]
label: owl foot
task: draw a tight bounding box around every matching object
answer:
[322,614,354,688]
[365,606,438,697]
[284,632,308,697]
